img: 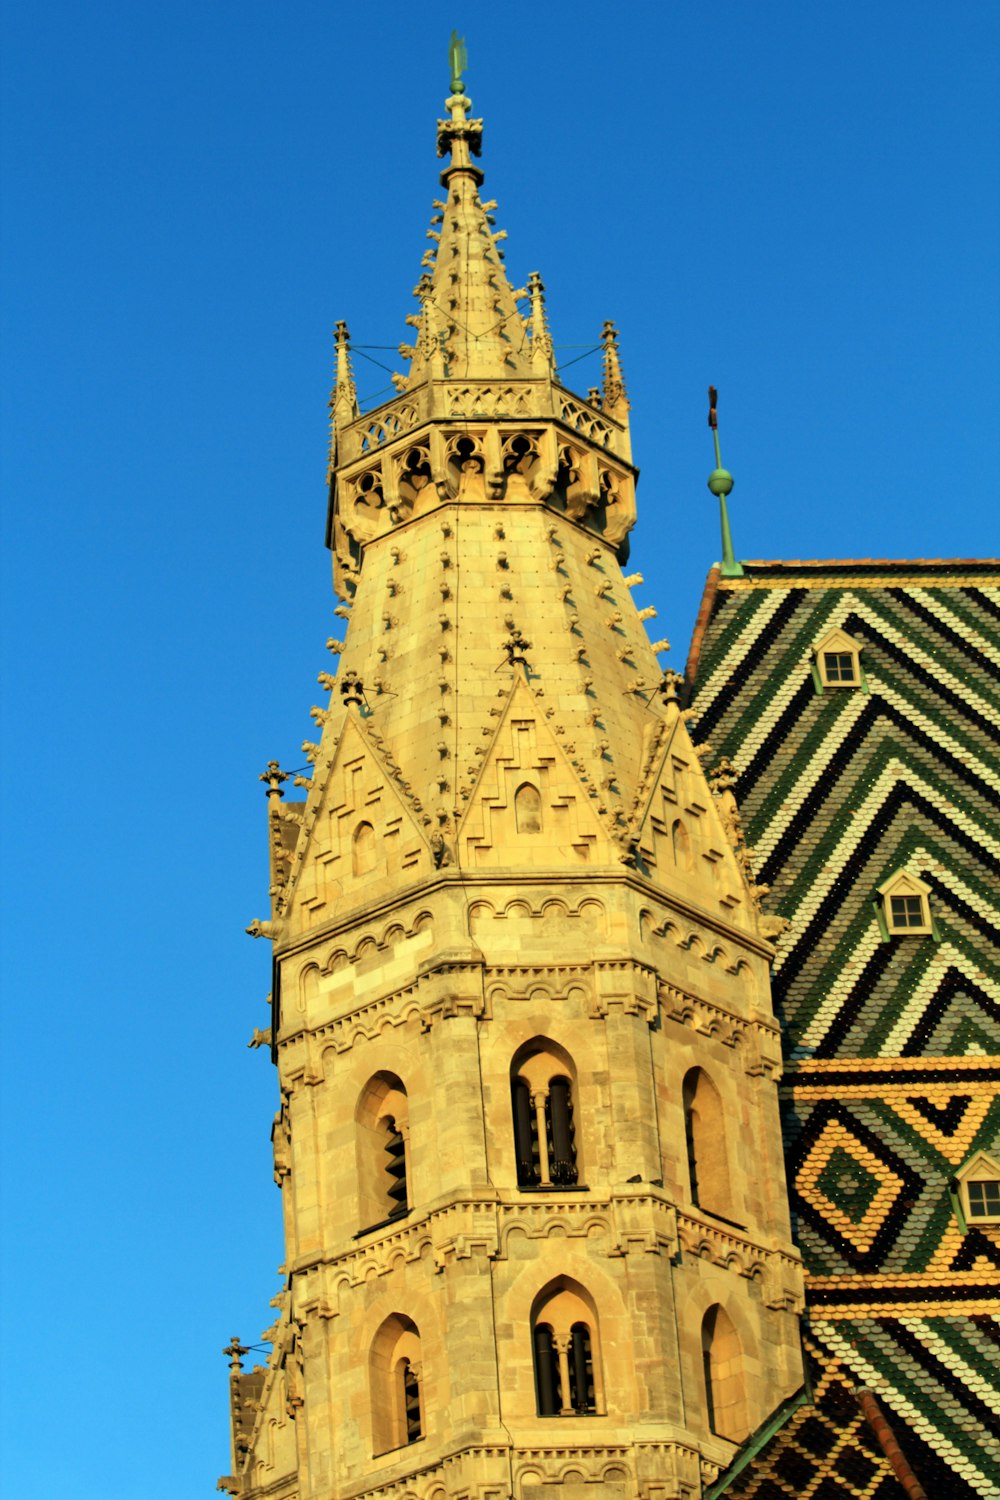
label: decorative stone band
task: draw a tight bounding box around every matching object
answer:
[286,1192,802,1318]
[338,381,628,464]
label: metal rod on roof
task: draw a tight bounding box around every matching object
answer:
[855,1388,929,1500]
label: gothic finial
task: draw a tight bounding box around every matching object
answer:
[330,321,358,432]
[339,669,365,709]
[601,321,629,411]
[660,670,685,703]
[259,761,288,799]
[223,1336,247,1372]
[436,51,483,187]
[502,631,532,678]
[706,385,743,578]
[527,271,555,377]
[601,321,631,458]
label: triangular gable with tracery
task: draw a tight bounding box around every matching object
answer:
[456,674,615,870]
[628,708,767,935]
[280,713,432,938]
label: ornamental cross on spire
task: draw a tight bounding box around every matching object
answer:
[449,30,467,94]
[437,34,482,183]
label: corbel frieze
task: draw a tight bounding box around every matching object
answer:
[278,965,488,1070]
[589,959,658,1020]
[608,1191,678,1259]
[416,959,489,1032]
[430,1197,501,1271]
[293,1199,505,1307]
[658,981,783,1077]
[278,1032,324,1091]
[633,1442,704,1500]
[516,1445,632,1492]
[496,1198,613,1258]
[674,1210,804,1312]
[484,964,594,1007]
[342,1445,513,1500]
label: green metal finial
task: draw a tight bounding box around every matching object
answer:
[449,31,468,94]
[707,385,743,578]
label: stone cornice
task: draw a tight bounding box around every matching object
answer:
[286,1189,801,1316]
[271,867,776,965]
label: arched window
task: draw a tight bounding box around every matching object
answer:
[515,781,542,834]
[356,1073,411,1230]
[511,1042,579,1188]
[353,821,376,876]
[370,1314,424,1454]
[683,1068,732,1219]
[531,1281,602,1417]
[702,1305,748,1442]
[672,818,693,870]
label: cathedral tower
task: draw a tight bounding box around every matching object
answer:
[221,59,804,1500]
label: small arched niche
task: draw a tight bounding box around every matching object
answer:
[353,820,377,876]
[671,818,693,871]
[515,781,542,834]
[510,1039,580,1188]
[701,1305,749,1442]
[370,1313,425,1454]
[356,1072,410,1230]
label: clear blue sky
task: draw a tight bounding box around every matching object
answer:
[1,2,997,1494]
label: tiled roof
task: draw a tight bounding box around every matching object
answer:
[687,569,1000,1496]
[710,1326,999,1499]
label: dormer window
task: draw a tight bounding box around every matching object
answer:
[877,870,933,937]
[814,628,863,689]
[955,1152,1000,1228]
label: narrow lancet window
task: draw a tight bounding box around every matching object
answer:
[515,781,542,833]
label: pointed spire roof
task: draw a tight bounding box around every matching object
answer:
[527,271,556,379]
[402,75,533,385]
[329,321,358,431]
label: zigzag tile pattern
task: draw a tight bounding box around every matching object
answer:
[685,562,1000,1497]
[686,565,1000,1056]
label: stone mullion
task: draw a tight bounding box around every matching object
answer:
[532,1089,551,1185]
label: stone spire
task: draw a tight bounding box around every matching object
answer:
[327,319,358,478]
[601,319,631,458]
[324,61,637,600]
[527,270,556,379]
[401,77,532,385]
[229,53,805,1500]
